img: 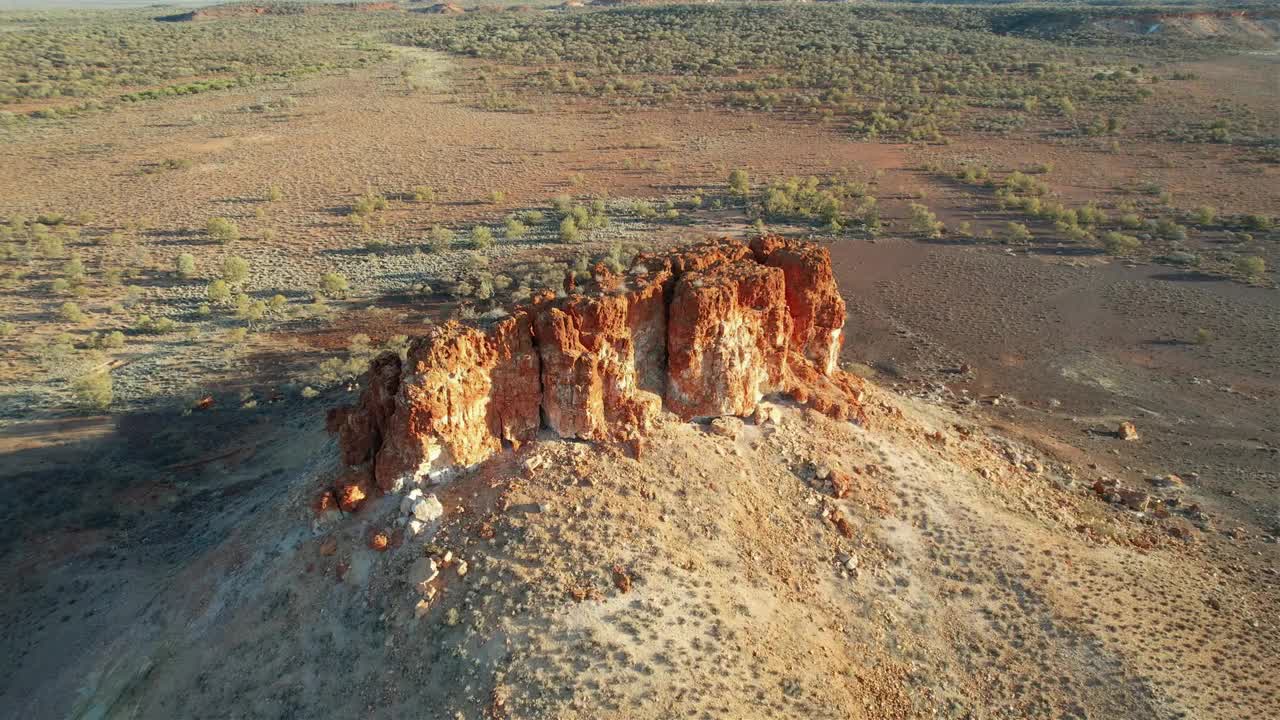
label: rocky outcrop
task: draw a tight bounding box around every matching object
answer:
[751,235,846,374]
[665,260,791,419]
[330,236,864,493]
[372,312,541,491]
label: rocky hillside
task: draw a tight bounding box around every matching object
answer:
[55,366,1279,719]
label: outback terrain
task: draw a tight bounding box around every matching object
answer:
[1,1,1277,719]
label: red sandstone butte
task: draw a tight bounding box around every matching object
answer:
[331,236,864,488]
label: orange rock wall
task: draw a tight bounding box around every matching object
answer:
[331,237,862,487]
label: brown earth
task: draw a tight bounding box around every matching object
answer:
[2,27,1279,720]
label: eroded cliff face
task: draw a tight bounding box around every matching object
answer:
[327,236,864,497]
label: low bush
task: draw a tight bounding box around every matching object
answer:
[207,217,239,244]
[1102,231,1141,256]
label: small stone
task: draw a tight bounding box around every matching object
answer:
[1023,459,1043,474]
[612,565,633,593]
[369,532,390,552]
[400,488,423,515]
[1150,474,1184,489]
[829,469,853,499]
[412,494,444,523]
[844,555,859,571]
[1118,421,1140,441]
[414,598,431,619]
[709,416,744,440]
[456,560,468,577]
[407,519,425,537]
[753,404,780,425]
[410,557,439,588]
[337,483,366,513]
[1117,489,1149,511]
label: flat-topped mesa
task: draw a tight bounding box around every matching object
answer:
[328,236,863,494]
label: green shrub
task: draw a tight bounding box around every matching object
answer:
[320,272,350,297]
[559,216,580,243]
[1118,213,1144,230]
[523,210,546,225]
[1154,218,1187,242]
[1102,231,1141,256]
[1077,203,1107,226]
[350,191,388,217]
[37,233,65,259]
[1241,214,1273,231]
[1191,206,1216,226]
[504,217,528,239]
[413,186,435,203]
[176,253,196,278]
[0,320,15,337]
[238,298,268,322]
[1004,222,1033,244]
[1234,255,1266,279]
[729,168,750,196]
[908,203,943,238]
[631,200,658,219]
[133,314,176,334]
[223,256,250,284]
[207,217,239,244]
[267,185,283,202]
[427,225,454,253]
[59,302,85,324]
[64,256,86,282]
[105,330,126,348]
[72,371,112,411]
[471,226,495,250]
[207,279,230,303]
[1004,171,1048,197]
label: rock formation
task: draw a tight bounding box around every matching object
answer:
[328,236,864,497]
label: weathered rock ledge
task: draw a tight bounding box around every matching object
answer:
[326,236,865,499]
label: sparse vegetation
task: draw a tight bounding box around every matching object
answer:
[1102,231,1141,256]
[58,302,86,324]
[223,256,250,285]
[908,203,944,239]
[72,370,112,411]
[176,253,196,279]
[320,272,350,298]
[207,217,240,244]
[1234,255,1266,280]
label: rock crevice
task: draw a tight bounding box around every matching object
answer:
[329,236,865,490]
